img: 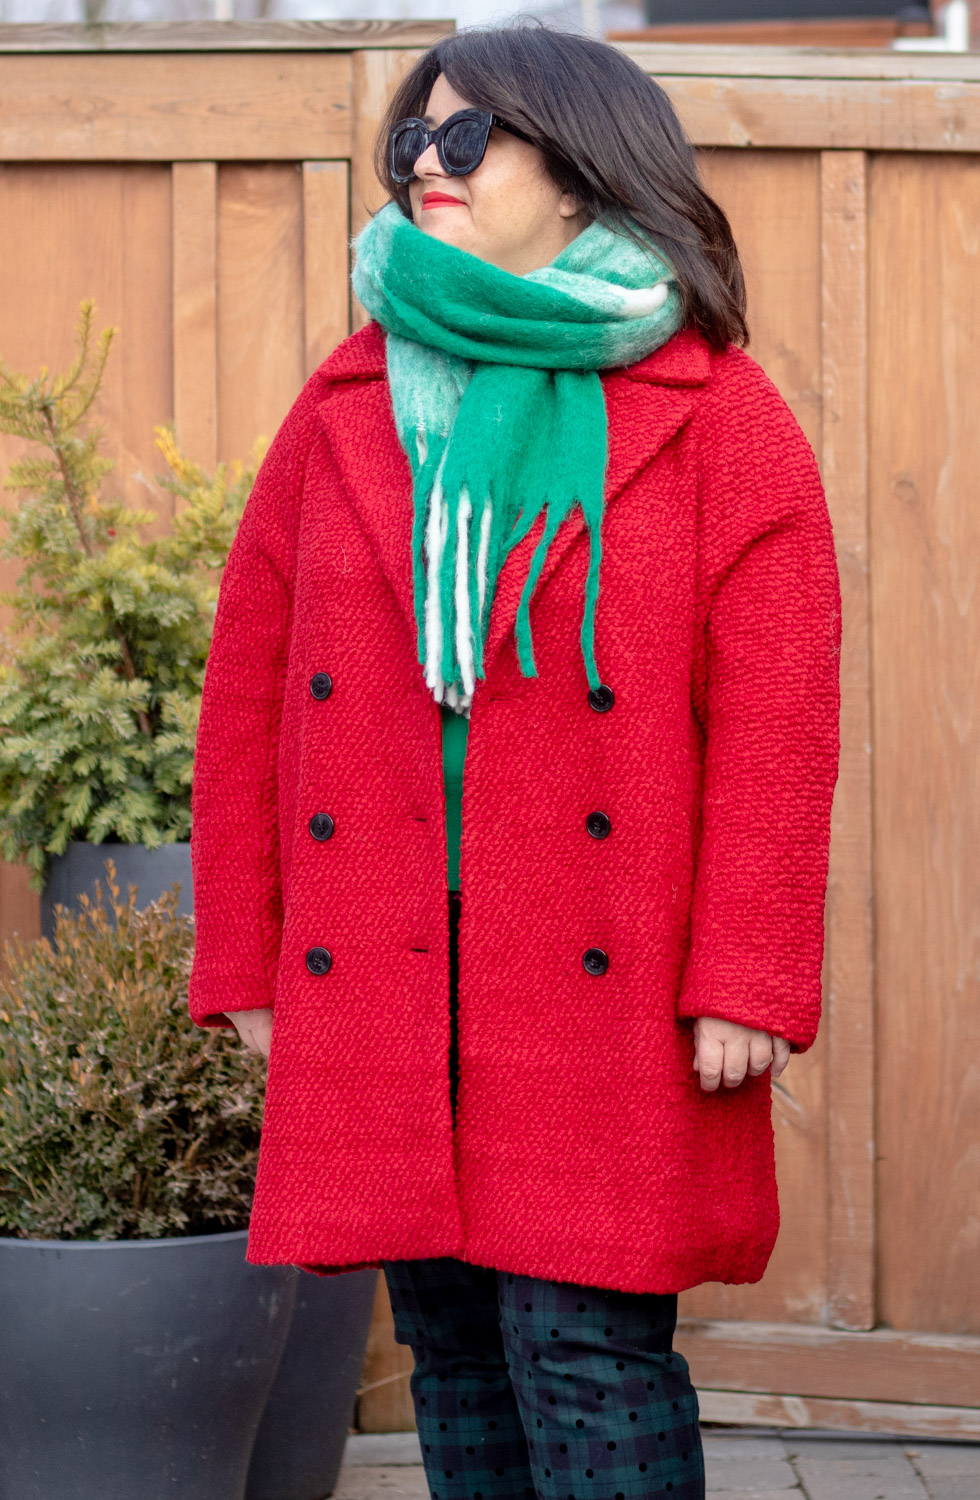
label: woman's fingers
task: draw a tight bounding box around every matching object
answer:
[721,1032,750,1088]
[693,1018,785,1091]
[771,1035,791,1079]
[225,1007,274,1058]
[747,1032,775,1076]
[693,1031,725,1091]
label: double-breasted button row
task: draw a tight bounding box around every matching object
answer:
[584,688,613,965]
[307,672,335,971]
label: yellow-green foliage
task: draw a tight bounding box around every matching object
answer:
[0,302,266,887]
[0,860,266,1241]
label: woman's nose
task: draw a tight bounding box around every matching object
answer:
[413,139,446,177]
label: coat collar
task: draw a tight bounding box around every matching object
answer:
[320,319,711,387]
[318,322,710,680]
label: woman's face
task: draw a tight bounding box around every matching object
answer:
[406,74,586,276]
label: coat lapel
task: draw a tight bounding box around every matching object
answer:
[316,325,420,639]
[316,323,711,676]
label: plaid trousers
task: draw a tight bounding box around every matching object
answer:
[380,895,706,1500]
[381,1255,705,1500]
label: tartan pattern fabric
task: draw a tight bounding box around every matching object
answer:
[382,1254,705,1500]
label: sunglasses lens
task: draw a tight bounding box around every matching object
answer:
[390,123,429,180]
[441,115,489,173]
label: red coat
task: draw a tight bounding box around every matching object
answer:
[188,322,841,1294]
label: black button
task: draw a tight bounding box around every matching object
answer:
[310,672,333,700]
[305,946,332,975]
[309,813,335,841]
[587,684,614,713]
[586,811,611,840]
[582,947,609,976]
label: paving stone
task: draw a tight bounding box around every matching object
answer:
[789,1452,931,1500]
[903,1445,980,1479]
[911,1482,980,1500]
[332,1465,432,1499]
[344,1433,424,1466]
[707,1456,801,1491]
[706,1493,804,1500]
[704,1437,799,1460]
[783,1439,923,1462]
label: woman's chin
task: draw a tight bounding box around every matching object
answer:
[419,222,481,257]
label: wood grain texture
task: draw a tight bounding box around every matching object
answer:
[618,42,980,82]
[657,76,980,152]
[303,161,351,376]
[350,48,424,330]
[217,163,305,465]
[172,162,218,471]
[355,1271,415,1434]
[0,162,172,947]
[679,149,828,1331]
[0,53,352,162]
[0,20,454,53]
[611,20,932,47]
[696,1390,980,1439]
[819,151,875,1334]
[868,153,980,1338]
[677,1319,980,1406]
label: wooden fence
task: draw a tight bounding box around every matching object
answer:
[0,21,977,1439]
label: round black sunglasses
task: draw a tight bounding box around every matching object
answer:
[388,107,532,185]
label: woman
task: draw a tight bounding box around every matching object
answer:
[188,24,841,1500]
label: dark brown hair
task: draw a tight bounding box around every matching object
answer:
[375,23,748,350]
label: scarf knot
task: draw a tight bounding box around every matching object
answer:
[351,201,684,711]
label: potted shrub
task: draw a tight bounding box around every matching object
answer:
[0,302,261,935]
[0,311,380,1498]
[0,863,297,1499]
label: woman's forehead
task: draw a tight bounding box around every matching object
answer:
[423,74,475,125]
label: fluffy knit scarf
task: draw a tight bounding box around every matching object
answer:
[351,200,684,711]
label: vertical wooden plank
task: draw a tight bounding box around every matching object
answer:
[355,1271,415,1433]
[350,47,423,330]
[0,162,172,951]
[869,153,980,1337]
[217,163,305,463]
[302,160,351,374]
[681,149,828,1330]
[172,161,218,472]
[820,149,875,1333]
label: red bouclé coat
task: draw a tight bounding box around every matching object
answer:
[188,321,842,1294]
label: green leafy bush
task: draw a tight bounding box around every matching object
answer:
[0,860,265,1241]
[0,301,265,888]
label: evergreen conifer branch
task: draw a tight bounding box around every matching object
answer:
[0,303,266,888]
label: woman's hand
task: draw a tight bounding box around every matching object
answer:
[692,1016,789,1092]
[226,1008,274,1058]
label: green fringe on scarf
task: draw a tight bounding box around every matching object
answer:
[351,201,684,708]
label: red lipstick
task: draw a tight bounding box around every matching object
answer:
[422,191,465,209]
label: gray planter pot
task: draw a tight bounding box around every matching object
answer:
[245,1268,378,1500]
[41,839,193,941]
[37,840,380,1499]
[0,1230,296,1500]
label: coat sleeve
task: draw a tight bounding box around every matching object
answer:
[676,349,842,1053]
[187,377,323,1029]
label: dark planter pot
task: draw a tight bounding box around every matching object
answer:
[41,839,193,941]
[245,1268,379,1500]
[0,1230,296,1500]
[37,840,380,1499]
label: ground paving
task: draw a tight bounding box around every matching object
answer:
[333,1430,980,1500]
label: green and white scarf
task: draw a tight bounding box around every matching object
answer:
[351,200,684,711]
